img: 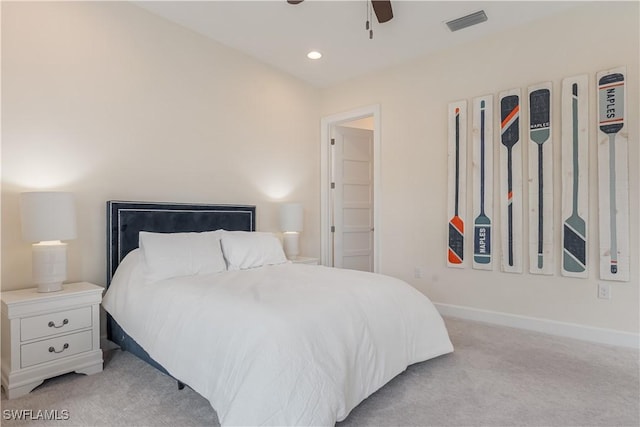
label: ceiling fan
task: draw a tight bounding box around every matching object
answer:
[287,0,394,24]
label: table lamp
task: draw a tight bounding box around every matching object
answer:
[20,192,77,292]
[280,203,303,260]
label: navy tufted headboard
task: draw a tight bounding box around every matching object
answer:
[106,201,256,286]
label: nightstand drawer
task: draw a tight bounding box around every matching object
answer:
[21,330,93,368]
[21,306,92,342]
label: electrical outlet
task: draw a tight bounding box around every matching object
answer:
[598,283,611,300]
[414,267,424,279]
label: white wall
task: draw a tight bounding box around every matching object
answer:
[1,2,320,290]
[321,2,639,333]
[2,2,638,336]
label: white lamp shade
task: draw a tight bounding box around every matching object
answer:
[20,192,77,243]
[280,203,303,232]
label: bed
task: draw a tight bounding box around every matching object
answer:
[102,201,453,426]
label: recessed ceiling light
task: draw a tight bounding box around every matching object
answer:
[307,51,322,60]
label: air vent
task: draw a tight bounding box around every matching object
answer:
[446,10,488,32]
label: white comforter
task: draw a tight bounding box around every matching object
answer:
[103,254,453,426]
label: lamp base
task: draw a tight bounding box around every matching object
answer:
[32,242,67,292]
[283,232,300,260]
[37,282,64,293]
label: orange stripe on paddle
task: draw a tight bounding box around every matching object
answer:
[599,82,624,90]
[451,216,464,233]
[501,105,520,128]
[448,249,463,264]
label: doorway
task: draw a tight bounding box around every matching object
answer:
[320,105,381,272]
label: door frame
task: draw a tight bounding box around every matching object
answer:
[320,104,381,272]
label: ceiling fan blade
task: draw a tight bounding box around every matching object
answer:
[371,0,393,23]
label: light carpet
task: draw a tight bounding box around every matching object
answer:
[1,317,638,426]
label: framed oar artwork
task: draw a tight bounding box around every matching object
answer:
[597,67,629,282]
[447,100,467,268]
[472,95,493,270]
[499,89,523,273]
[561,75,589,278]
[527,83,554,275]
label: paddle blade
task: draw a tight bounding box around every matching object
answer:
[563,215,586,272]
[448,216,464,264]
[500,95,520,148]
[473,214,491,264]
[530,89,550,144]
[598,73,624,134]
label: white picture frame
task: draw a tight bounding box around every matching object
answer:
[597,66,629,282]
[472,95,494,270]
[447,100,467,268]
[527,82,554,275]
[498,89,523,273]
[561,75,589,278]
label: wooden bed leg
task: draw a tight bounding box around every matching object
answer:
[177,381,185,390]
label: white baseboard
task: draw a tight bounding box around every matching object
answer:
[435,303,639,349]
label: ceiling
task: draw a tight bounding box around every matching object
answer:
[134,1,578,88]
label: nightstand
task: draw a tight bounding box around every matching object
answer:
[290,257,319,265]
[1,282,103,399]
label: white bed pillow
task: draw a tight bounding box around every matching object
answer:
[220,231,288,270]
[139,230,226,283]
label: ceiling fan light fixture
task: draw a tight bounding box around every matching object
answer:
[446,10,488,32]
[307,51,322,60]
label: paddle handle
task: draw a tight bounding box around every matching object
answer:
[537,144,543,268]
[480,103,486,215]
[571,84,580,216]
[507,147,514,266]
[608,133,618,273]
[454,109,460,216]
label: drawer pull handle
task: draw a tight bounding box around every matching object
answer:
[48,319,69,328]
[48,343,69,354]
